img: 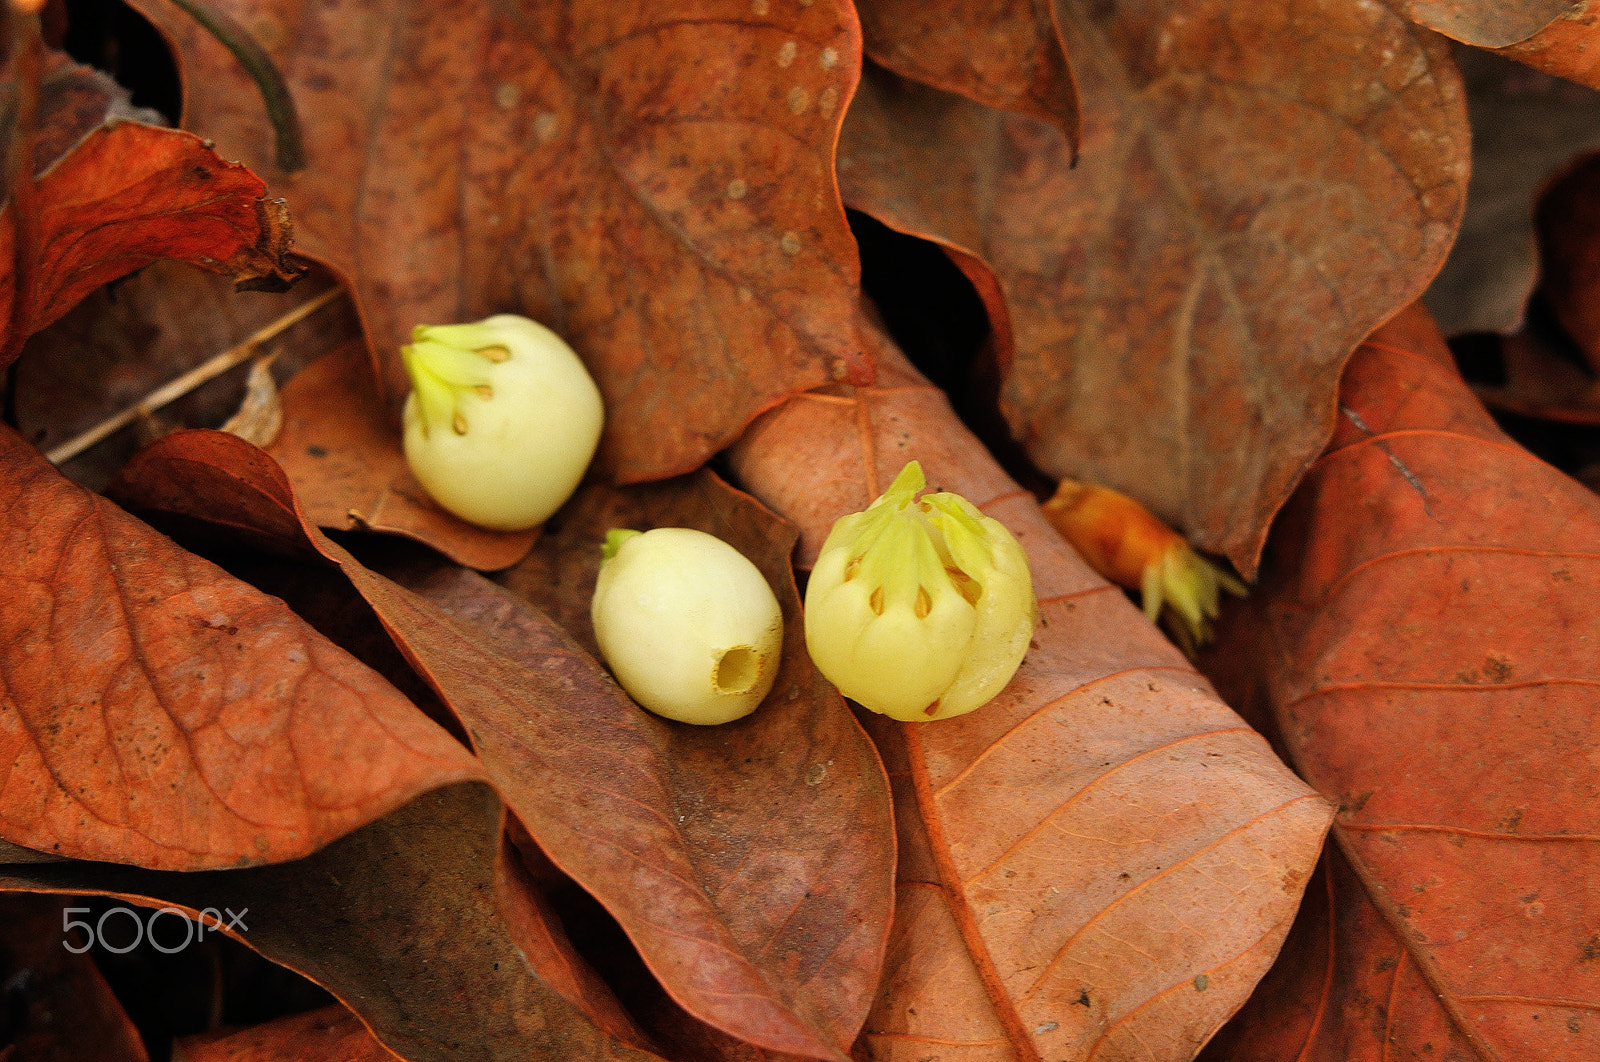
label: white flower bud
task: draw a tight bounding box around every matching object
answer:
[591,528,784,725]
[804,461,1035,721]
[401,314,603,531]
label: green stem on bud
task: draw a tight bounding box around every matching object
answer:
[602,528,642,560]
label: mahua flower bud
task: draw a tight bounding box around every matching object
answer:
[804,461,1035,722]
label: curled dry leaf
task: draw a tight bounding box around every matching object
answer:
[0,60,300,365]
[838,0,1469,575]
[130,0,870,485]
[1199,305,1600,1059]
[110,431,894,1061]
[0,893,150,1062]
[1399,0,1600,89]
[0,424,483,869]
[725,311,1333,1062]
[172,1005,390,1062]
[855,0,1078,147]
[0,784,668,1062]
[266,342,539,571]
[221,356,286,447]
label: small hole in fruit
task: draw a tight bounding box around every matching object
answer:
[714,646,760,694]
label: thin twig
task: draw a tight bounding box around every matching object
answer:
[162,0,305,172]
[46,285,342,465]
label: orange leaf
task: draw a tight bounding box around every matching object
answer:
[1200,304,1600,1058]
[129,0,870,486]
[726,311,1332,1062]
[0,56,299,364]
[1400,0,1600,89]
[838,0,1469,574]
[0,425,482,869]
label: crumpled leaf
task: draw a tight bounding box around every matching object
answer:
[0,55,300,365]
[855,0,1078,147]
[0,424,483,869]
[0,893,150,1062]
[173,1005,391,1062]
[221,356,285,447]
[265,342,538,571]
[129,0,870,486]
[110,431,894,1061]
[726,309,1333,1062]
[0,784,667,1062]
[1199,304,1600,1059]
[838,0,1469,575]
[1422,47,1600,337]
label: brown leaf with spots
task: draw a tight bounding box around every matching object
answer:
[838,0,1469,575]
[1,52,300,366]
[855,0,1078,147]
[0,784,669,1062]
[0,423,483,869]
[1197,304,1600,1060]
[266,342,539,570]
[109,430,894,1060]
[725,310,1332,1062]
[1397,0,1600,89]
[129,0,869,487]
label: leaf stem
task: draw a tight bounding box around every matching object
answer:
[162,0,305,172]
[45,285,342,465]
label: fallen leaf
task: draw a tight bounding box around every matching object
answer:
[0,784,667,1062]
[838,0,1470,574]
[130,0,870,485]
[0,893,150,1062]
[264,342,536,571]
[220,358,284,446]
[855,0,1078,147]
[0,59,300,364]
[0,422,483,869]
[1422,47,1600,337]
[726,310,1333,1062]
[1198,303,1600,1059]
[110,432,895,1060]
[172,1006,392,1062]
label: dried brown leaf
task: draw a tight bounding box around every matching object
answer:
[838,0,1469,574]
[1199,304,1600,1059]
[130,0,870,485]
[173,1006,394,1062]
[726,310,1332,1062]
[0,424,482,869]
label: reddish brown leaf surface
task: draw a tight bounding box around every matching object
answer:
[1492,6,1600,88]
[855,0,1077,146]
[111,431,894,1061]
[725,311,1333,1062]
[1398,0,1600,90]
[0,60,299,364]
[0,893,150,1062]
[0,424,482,868]
[1198,304,1600,1059]
[173,1006,393,1062]
[131,0,870,485]
[0,784,667,1062]
[1536,148,1600,370]
[265,342,539,570]
[838,0,1469,574]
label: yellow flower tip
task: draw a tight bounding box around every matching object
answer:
[805,460,1036,722]
[1143,539,1248,651]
